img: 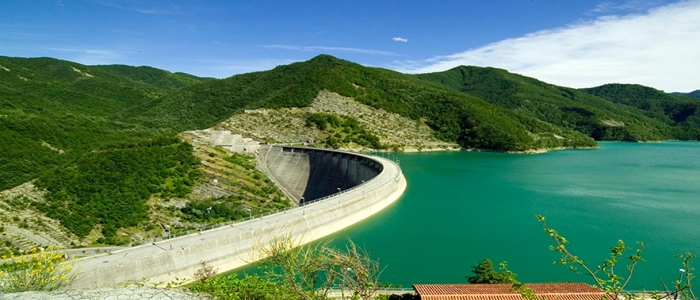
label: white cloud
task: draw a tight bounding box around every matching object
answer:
[46,47,125,65]
[394,0,700,92]
[392,37,408,43]
[198,58,300,77]
[589,0,670,14]
[261,44,398,56]
[90,0,180,15]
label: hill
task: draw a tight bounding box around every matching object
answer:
[0,56,286,251]
[0,56,211,190]
[134,55,597,152]
[671,89,700,99]
[3,54,699,251]
[581,84,700,139]
[415,66,678,142]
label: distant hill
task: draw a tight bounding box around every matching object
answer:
[415,66,679,141]
[581,84,700,139]
[671,89,700,99]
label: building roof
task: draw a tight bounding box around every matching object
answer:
[413,283,611,300]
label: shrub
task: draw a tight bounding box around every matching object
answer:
[0,245,78,292]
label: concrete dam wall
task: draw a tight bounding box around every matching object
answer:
[69,146,406,289]
[260,146,383,203]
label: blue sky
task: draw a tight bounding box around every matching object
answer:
[1,0,698,92]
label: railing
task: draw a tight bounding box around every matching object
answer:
[76,146,402,254]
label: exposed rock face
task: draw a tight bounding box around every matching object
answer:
[220,90,459,151]
[0,182,82,251]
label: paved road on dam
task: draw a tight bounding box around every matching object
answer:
[72,154,404,287]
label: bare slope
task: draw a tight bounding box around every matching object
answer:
[221,90,459,151]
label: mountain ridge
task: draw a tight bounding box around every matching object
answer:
[2,54,700,251]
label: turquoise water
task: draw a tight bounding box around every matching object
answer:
[239,142,700,289]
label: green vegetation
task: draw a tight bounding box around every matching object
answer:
[535,215,696,300]
[416,66,678,142]
[466,259,518,284]
[306,113,382,149]
[178,149,289,226]
[0,245,77,292]
[188,274,296,300]
[582,84,700,139]
[136,55,596,151]
[672,90,700,99]
[33,138,200,242]
[0,56,279,246]
[689,90,700,99]
[180,199,248,223]
[2,53,699,247]
[0,56,208,191]
[189,235,383,300]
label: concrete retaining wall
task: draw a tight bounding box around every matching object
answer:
[260,146,383,202]
[70,147,406,289]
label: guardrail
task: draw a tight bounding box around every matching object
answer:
[76,146,402,253]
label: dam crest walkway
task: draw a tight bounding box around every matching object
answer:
[69,146,407,289]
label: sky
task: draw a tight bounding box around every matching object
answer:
[1,0,698,92]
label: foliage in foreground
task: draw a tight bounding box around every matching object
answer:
[0,245,77,292]
[535,214,697,300]
[256,235,382,300]
[187,273,296,300]
[189,235,383,300]
[466,258,518,284]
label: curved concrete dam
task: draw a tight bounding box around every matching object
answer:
[69,146,406,289]
[259,146,384,203]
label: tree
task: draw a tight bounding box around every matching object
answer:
[535,214,697,300]
[254,234,382,300]
[467,258,519,284]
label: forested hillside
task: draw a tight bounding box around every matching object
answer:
[0,56,280,250]
[672,90,700,99]
[581,84,700,139]
[3,54,699,249]
[415,66,680,142]
[0,56,208,190]
[134,55,596,151]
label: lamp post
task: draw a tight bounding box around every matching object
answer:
[244,208,252,230]
[337,187,341,203]
[361,180,365,199]
[300,197,305,215]
[675,269,686,300]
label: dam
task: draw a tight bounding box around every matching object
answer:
[259,146,383,203]
[69,145,406,288]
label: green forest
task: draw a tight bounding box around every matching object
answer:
[415,66,695,141]
[34,139,200,243]
[134,55,598,151]
[1,54,699,245]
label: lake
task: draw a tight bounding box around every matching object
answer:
[328,142,700,289]
[240,142,700,290]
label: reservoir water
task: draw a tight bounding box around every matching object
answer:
[240,142,700,289]
[330,142,700,289]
